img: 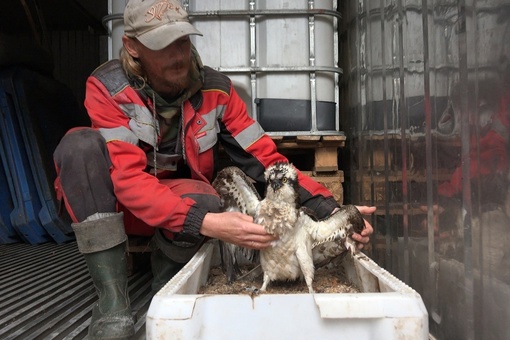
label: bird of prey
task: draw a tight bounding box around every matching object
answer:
[212,162,365,293]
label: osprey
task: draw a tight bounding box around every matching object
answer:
[212,162,365,293]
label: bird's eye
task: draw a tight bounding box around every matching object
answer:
[282,177,287,183]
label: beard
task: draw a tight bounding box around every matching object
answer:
[155,58,191,98]
[161,76,189,98]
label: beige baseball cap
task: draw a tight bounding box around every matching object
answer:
[124,0,202,51]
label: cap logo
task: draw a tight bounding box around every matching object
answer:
[145,0,182,23]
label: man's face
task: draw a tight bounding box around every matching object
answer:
[129,35,192,98]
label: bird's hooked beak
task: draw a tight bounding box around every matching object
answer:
[270,179,283,192]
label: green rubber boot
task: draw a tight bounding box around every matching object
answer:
[73,212,135,340]
[150,228,205,293]
[150,247,184,293]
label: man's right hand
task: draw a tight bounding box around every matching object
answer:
[201,212,278,249]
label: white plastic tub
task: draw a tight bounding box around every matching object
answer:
[146,241,428,339]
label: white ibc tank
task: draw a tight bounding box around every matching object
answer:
[188,0,337,106]
[108,0,128,60]
[107,0,341,133]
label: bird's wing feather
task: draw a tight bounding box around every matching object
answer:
[212,167,262,282]
[212,166,261,216]
[301,205,365,267]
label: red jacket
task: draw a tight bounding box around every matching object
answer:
[84,60,338,237]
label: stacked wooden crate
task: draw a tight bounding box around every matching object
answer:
[272,135,346,204]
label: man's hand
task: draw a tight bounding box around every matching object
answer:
[201,212,278,249]
[351,205,376,249]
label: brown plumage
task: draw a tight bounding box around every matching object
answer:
[212,162,365,293]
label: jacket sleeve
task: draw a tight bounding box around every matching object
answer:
[84,76,204,235]
[218,83,339,219]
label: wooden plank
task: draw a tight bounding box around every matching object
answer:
[296,135,321,143]
[271,135,346,150]
[270,136,284,144]
[321,135,346,147]
[270,136,345,174]
[275,142,316,150]
[302,171,344,204]
[301,170,344,180]
[314,147,338,172]
[321,135,346,142]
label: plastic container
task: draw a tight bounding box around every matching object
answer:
[107,0,342,135]
[0,135,20,244]
[0,67,87,243]
[0,82,50,244]
[185,0,340,134]
[256,98,336,132]
[187,0,336,102]
[146,240,429,339]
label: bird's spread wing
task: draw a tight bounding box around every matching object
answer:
[212,164,366,287]
[212,167,262,283]
[300,205,365,268]
[212,166,261,216]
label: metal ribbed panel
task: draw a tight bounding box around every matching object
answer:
[0,242,153,339]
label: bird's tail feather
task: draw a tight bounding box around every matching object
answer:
[219,240,260,283]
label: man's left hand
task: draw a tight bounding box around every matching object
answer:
[352,205,376,249]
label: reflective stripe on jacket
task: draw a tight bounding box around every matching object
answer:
[84,59,337,235]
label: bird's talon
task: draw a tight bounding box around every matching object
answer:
[244,286,260,295]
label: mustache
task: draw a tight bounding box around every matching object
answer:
[167,56,190,70]
[168,61,186,70]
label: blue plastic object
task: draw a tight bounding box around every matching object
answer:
[0,67,88,243]
[0,134,21,244]
[0,85,50,244]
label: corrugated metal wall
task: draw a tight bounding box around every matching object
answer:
[340,0,510,338]
[1,0,107,113]
[0,0,107,246]
[49,30,106,109]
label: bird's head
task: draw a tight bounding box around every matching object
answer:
[264,162,299,203]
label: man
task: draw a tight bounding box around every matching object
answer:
[53,0,375,338]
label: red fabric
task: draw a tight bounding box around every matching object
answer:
[84,68,334,234]
[118,178,218,236]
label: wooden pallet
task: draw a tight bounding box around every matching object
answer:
[270,135,346,204]
[271,135,346,173]
[301,170,344,204]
